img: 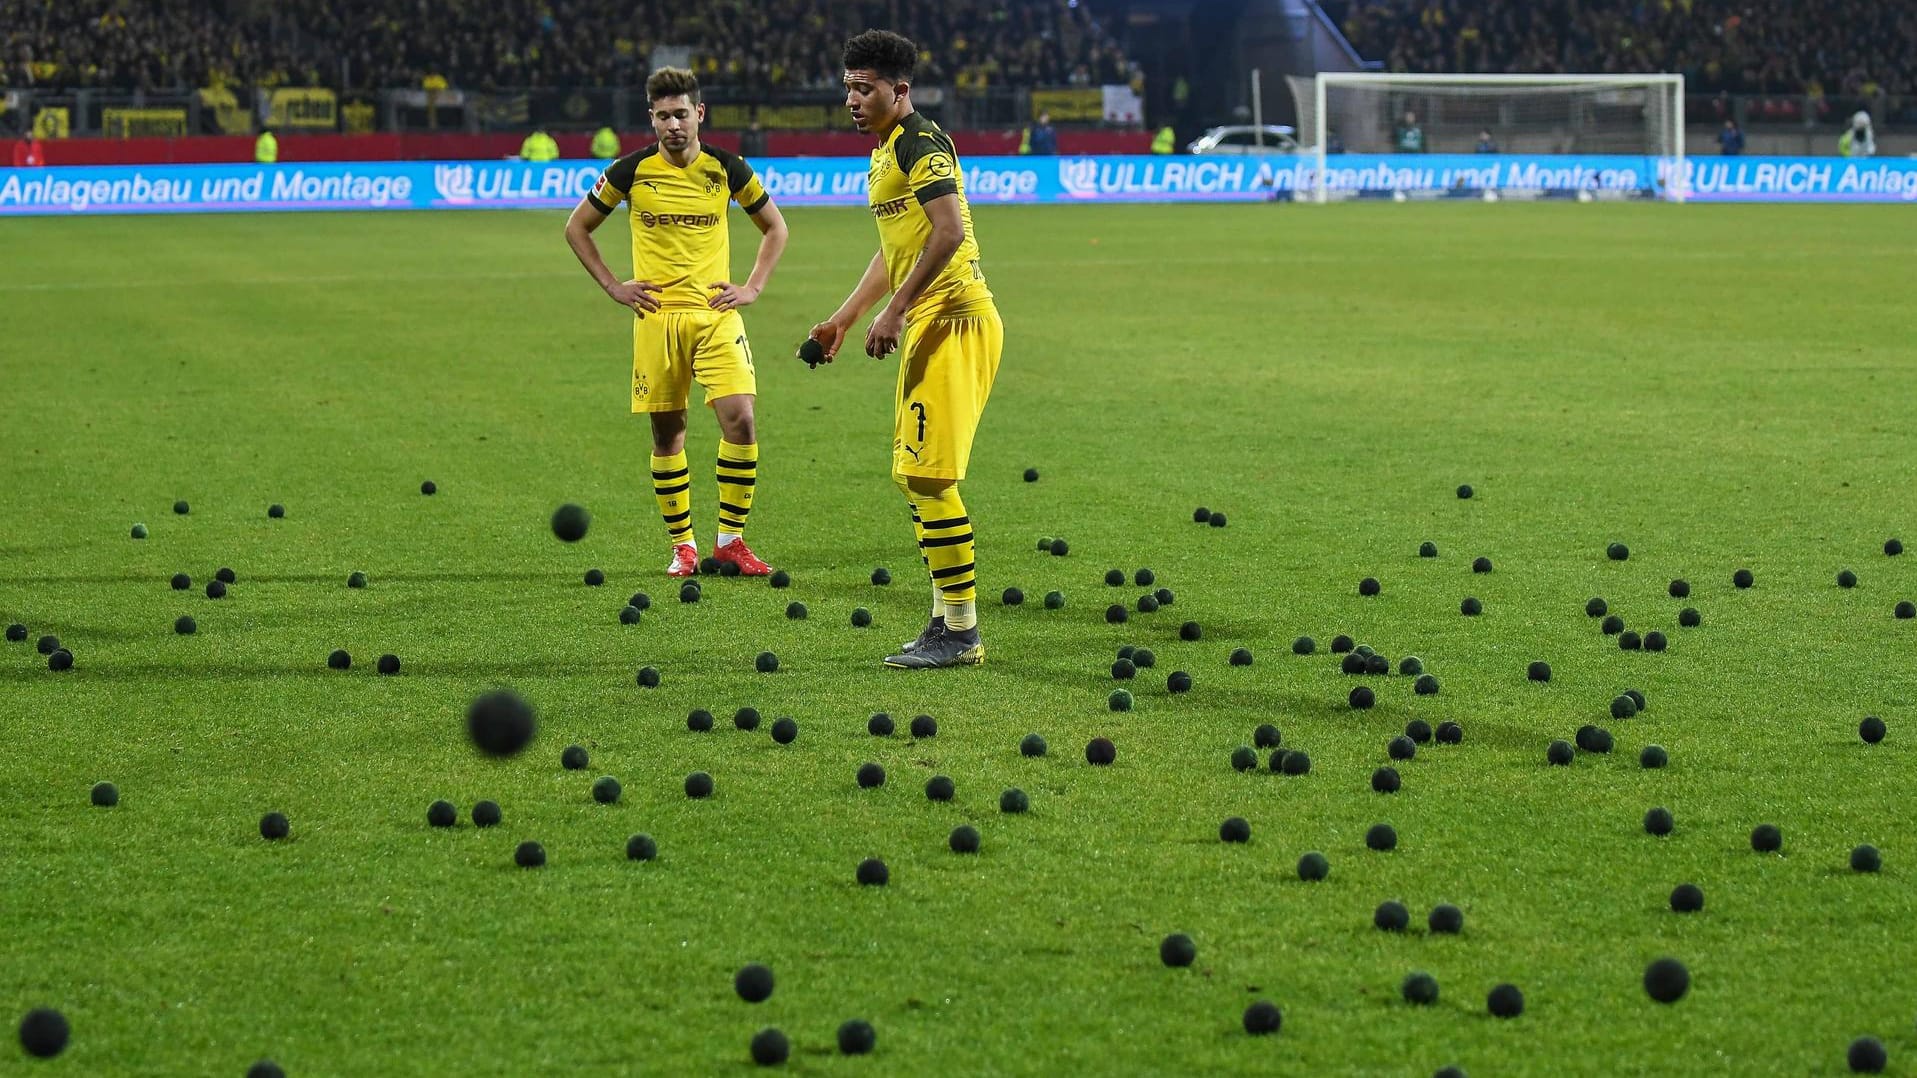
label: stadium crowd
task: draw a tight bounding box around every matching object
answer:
[1327,0,1917,97]
[1,0,1135,93]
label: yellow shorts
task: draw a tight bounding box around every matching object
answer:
[631,308,756,413]
[893,304,1003,480]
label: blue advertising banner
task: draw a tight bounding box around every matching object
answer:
[2,154,1914,216]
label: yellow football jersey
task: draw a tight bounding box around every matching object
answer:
[588,143,770,311]
[868,112,993,320]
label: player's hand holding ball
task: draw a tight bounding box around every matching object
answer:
[804,319,848,365]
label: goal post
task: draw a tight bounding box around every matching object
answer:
[1291,73,1685,203]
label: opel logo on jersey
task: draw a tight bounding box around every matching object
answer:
[926,154,955,178]
[638,211,721,228]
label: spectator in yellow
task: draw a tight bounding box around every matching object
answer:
[520,128,560,161]
[590,125,620,159]
[255,127,278,164]
[1150,124,1177,153]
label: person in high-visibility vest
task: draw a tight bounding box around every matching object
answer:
[255,127,278,164]
[590,126,620,159]
[1150,125,1177,154]
[520,128,560,162]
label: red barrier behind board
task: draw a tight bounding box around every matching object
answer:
[14,129,1149,167]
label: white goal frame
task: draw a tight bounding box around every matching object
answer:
[1309,72,1686,203]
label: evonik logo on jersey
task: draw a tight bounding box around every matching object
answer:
[638,211,721,228]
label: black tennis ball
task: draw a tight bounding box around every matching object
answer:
[1219,816,1251,843]
[1625,688,1646,710]
[925,775,954,801]
[1419,540,1438,557]
[718,559,742,578]
[1668,578,1690,598]
[1297,851,1329,880]
[1751,823,1782,852]
[1547,739,1574,766]
[591,775,622,804]
[698,556,722,576]
[1404,719,1432,745]
[267,503,285,519]
[1372,766,1401,793]
[1193,507,1211,523]
[1388,735,1416,761]
[1104,568,1125,587]
[1472,556,1492,574]
[561,744,590,770]
[1611,694,1639,720]
[1733,568,1754,589]
[1350,685,1375,709]
[1581,598,1607,620]
[679,581,701,603]
[1341,652,1367,675]
[1108,689,1133,712]
[45,647,72,671]
[1849,1036,1888,1073]
[768,568,791,588]
[172,615,196,635]
[948,824,980,854]
[1643,957,1689,1004]
[1154,587,1175,605]
[1044,590,1065,609]
[1395,657,1423,679]
[466,690,535,756]
[1021,466,1039,483]
[618,605,642,625]
[90,781,118,807]
[1281,749,1311,776]
[1600,614,1624,635]
[1644,630,1668,652]
[1231,745,1259,772]
[1860,715,1886,743]
[1132,648,1156,668]
[1486,983,1525,1018]
[1292,636,1316,655]
[1607,542,1629,561]
[1428,903,1463,933]
[168,572,191,591]
[837,1019,877,1055]
[1365,823,1397,851]
[1134,568,1155,586]
[1576,725,1614,754]
[1253,723,1282,748]
[1896,600,1916,619]
[730,706,761,731]
[18,1007,69,1058]
[131,522,147,538]
[4,623,24,642]
[1456,484,1473,499]
[1160,932,1196,967]
[205,579,227,599]
[1051,538,1071,555]
[999,787,1029,814]
[1208,513,1226,528]
[750,1028,789,1066]
[377,653,400,675]
[867,712,894,736]
[260,812,289,840]
[1002,587,1024,606]
[1374,900,1409,931]
[686,708,714,733]
[1111,658,1137,680]
[1527,660,1551,682]
[734,963,775,1003]
[1402,971,1439,1005]
[1640,744,1668,768]
[1330,634,1354,653]
[1414,674,1440,696]
[1365,653,1389,675]
[169,499,190,515]
[1436,721,1463,744]
[248,1061,286,1078]
[1105,603,1128,625]
[1618,630,1642,651]
[1019,733,1048,758]
[472,800,502,827]
[427,799,456,827]
[1888,538,1905,556]
[1838,569,1858,588]
[856,858,888,886]
[1137,594,1159,614]
[636,666,661,688]
[626,833,657,861]
[1670,883,1704,912]
[856,762,886,789]
[1359,576,1381,597]
[1167,670,1193,693]
[685,771,713,798]
[584,568,605,587]
[1241,1001,1281,1035]
[1851,844,1882,872]
[1085,736,1116,765]
[1460,596,1482,616]
[1645,806,1674,835]
[771,717,798,743]
[348,571,368,588]
[420,480,436,495]
[550,503,590,542]
[783,601,808,621]
[755,651,779,673]
[848,606,872,628]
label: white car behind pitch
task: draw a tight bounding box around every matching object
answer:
[1186,125,1301,155]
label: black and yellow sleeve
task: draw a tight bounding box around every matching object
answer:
[893,116,960,206]
[708,145,770,215]
[587,150,644,213]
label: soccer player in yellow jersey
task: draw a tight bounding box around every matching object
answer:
[808,30,1004,669]
[564,68,788,578]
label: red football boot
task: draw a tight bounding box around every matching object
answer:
[713,539,773,576]
[665,543,700,578]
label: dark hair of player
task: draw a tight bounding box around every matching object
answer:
[646,67,701,104]
[842,30,917,83]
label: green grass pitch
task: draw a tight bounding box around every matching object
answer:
[3,201,1915,1073]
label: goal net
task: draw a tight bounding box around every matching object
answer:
[1287,74,1685,202]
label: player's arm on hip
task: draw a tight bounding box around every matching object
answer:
[710,199,789,311]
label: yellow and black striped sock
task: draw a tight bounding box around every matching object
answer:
[909,502,945,619]
[714,440,758,544]
[913,486,976,630]
[650,450,694,548]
